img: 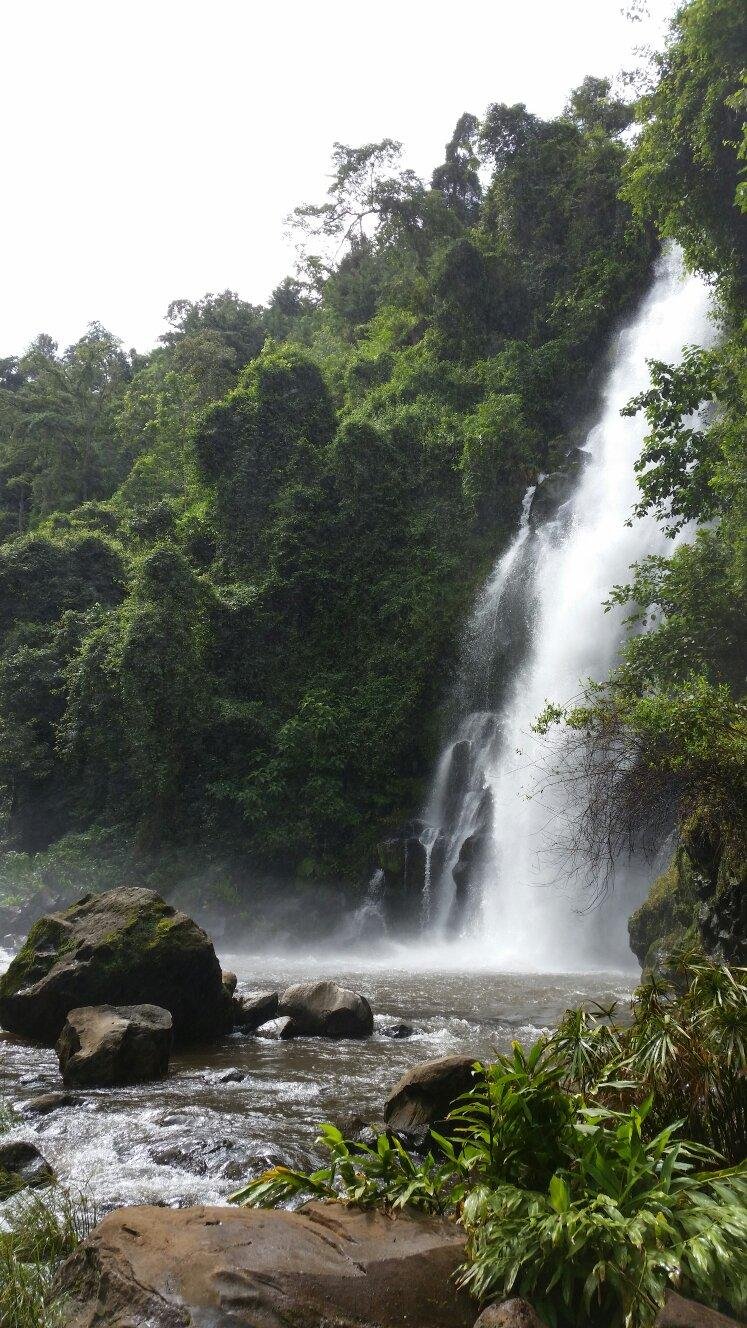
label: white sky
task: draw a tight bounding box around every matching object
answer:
[1,0,678,358]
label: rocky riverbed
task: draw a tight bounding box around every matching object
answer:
[0,944,635,1210]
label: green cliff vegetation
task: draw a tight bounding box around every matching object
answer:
[0,74,656,901]
[0,0,743,939]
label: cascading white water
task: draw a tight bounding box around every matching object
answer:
[424,247,715,969]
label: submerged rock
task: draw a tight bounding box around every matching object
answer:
[278,980,373,1039]
[57,1200,473,1328]
[23,1090,83,1115]
[0,886,230,1045]
[384,1054,478,1135]
[149,1137,237,1177]
[381,1022,415,1039]
[56,1003,172,1087]
[0,1140,55,1198]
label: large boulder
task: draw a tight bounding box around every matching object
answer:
[56,1004,172,1087]
[384,1055,478,1134]
[56,1200,474,1328]
[278,980,373,1038]
[23,1091,82,1115]
[0,886,230,1045]
[0,1140,55,1198]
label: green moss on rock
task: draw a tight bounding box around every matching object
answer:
[0,886,230,1045]
[628,849,698,972]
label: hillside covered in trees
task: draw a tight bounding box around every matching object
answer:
[0,0,743,943]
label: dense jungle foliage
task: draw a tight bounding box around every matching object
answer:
[0,0,743,927]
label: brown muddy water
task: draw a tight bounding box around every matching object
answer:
[0,947,637,1211]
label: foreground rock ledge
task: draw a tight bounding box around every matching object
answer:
[57,1200,474,1328]
[0,886,230,1044]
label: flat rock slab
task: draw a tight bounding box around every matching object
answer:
[57,1200,474,1328]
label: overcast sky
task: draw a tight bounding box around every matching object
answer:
[1,0,678,358]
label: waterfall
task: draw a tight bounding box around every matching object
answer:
[422,247,715,970]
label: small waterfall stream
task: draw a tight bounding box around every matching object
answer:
[420,247,715,969]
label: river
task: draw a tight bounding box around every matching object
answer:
[0,946,635,1211]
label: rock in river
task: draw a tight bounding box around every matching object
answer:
[56,1200,474,1328]
[384,1054,479,1134]
[56,1004,172,1087]
[0,886,231,1045]
[23,1090,83,1115]
[233,990,279,1031]
[278,979,373,1038]
[0,1140,55,1198]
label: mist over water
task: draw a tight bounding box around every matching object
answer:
[418,247,715,971]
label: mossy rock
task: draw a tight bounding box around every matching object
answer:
[0,886,231,1045]
[628,850,698,972]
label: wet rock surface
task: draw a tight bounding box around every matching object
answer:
[0,1139,55,1196]
[384,1054,478,1135]
[57,1200,474,1328]
[278,980,373,1039]
[233,990,279,1030]
[0,886,230,1044]
[56,1003,173,1087]
[22,1089,83,1115]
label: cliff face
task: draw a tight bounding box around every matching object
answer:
[629,822,746,972]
